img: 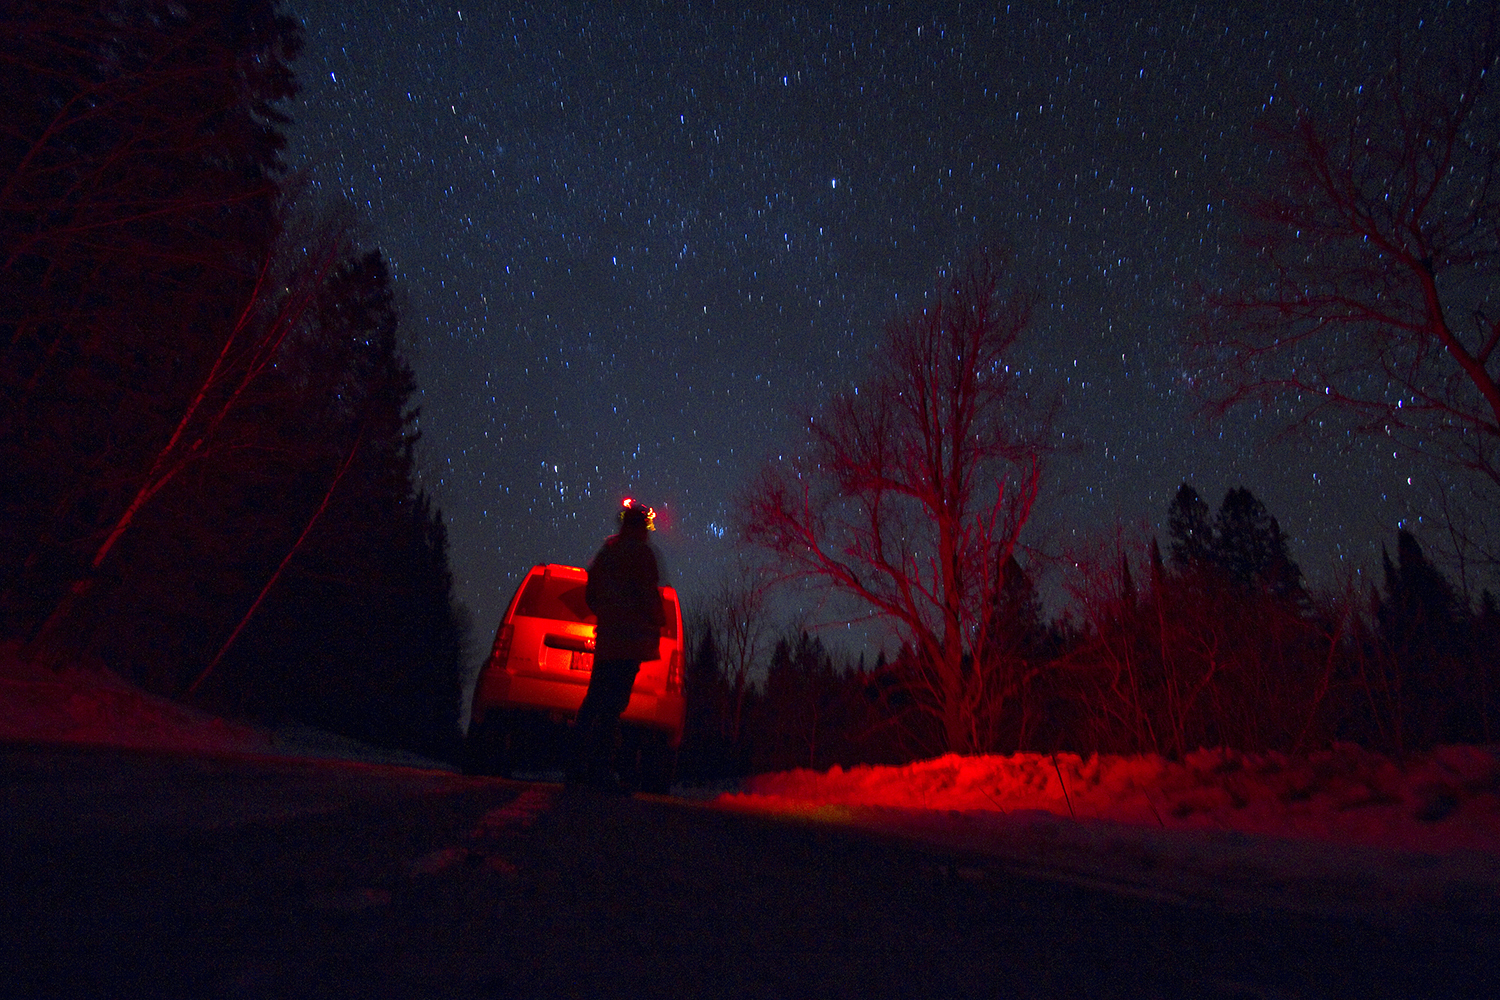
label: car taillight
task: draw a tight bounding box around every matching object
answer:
[488,622,514,671]
[665,649,683,693]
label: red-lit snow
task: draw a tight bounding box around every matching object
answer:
[0,642,435,767]
[725,743,1500,854]
[0,644,274,755]
[716,747,1500,918]
[5,642,1499,916]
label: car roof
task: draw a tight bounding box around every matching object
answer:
[525,562,678,598]
[530,563,587,580]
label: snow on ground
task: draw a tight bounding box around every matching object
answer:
[717,748,1500,919]
[0,642,442,768]
[0,643,275,756]
[727,744,1500,853]
[5,641,1499,919]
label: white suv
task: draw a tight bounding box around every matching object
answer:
[465,563,685,793]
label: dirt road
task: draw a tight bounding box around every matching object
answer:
[2,745,1493,998]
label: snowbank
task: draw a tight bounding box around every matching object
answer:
[0,642,274,755]
[0,642,444,767]
[717,748,1500,919]
[724,745,1500,854]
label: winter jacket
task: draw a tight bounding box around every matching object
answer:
[585,531,665,661]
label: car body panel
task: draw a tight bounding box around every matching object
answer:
[471,563,685,746]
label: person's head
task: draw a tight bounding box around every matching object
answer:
[617,499,653,538]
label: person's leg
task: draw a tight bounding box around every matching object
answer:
[585,659,639,786]
[571,659,639,785]
[567,691,600,785]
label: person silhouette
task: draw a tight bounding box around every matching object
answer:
[568,500,665,791]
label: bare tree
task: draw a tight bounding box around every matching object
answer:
[1197,27,1500,571]
[741,251,1050,754]
[705,561,773,746]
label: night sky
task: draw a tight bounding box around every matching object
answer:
[284,1,1472,652]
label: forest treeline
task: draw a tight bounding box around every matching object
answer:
[5,4,1495,778]
[696,22,1500,778]
[681,485,1500,781]
[1,1,466,759]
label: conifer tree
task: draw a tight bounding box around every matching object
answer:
[1372,530,1475,749]
[218,248,466,758]
[1,0,302,648]
[1211,487,1304,599]
[1166,484,1213,571]
[2,5,465,756]
[1168,484,1303,599]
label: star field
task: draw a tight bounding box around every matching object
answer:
[285,2,1475,649]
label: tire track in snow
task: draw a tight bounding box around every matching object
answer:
[409,784,557,878]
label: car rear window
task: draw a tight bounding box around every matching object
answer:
[515,576,594,623]
[514,572,680,637]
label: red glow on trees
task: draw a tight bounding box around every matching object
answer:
[741,250,1053,755]
[1196,25,1500,571]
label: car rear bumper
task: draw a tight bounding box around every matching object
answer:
[475,669,684,744]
